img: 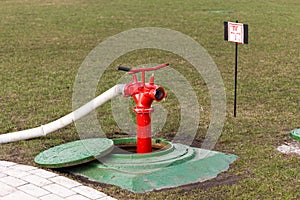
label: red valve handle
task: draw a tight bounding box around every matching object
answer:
[128,63,169,74]
[118,63,169,85]
[117,63,169,74]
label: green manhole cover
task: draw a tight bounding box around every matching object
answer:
[34,138,114,168]
[290,129,300,142]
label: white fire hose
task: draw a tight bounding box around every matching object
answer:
[0,84,125,144]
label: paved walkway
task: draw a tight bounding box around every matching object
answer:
[0,161,117,200]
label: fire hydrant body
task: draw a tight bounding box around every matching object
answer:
[119,63,168,154]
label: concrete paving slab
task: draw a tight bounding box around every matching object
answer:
[18,183,50,197]
[0,176,27,187]
[49,176,81,189]
[0,160,117,200]
[71,185,107,199]
[0,182,17,197]
[21,174,52,186]
[39,194,64,200]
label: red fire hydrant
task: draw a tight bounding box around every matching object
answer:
[118,63,168,154]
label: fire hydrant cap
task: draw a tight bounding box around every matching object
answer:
[34,138,114,168]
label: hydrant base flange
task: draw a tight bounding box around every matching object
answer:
[67,138,238,193]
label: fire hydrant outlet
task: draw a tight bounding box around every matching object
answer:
[154,87,166,101]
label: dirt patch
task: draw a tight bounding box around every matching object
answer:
[171,172,245,192]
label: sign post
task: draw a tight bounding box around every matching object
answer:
[224,20,248,117]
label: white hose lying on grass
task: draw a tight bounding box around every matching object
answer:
[0,84,125,144]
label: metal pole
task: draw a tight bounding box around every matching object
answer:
[234,20,238,117]
[234,42,238,117]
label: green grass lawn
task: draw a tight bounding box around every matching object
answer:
[0,0,299,199]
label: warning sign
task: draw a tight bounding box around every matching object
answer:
[228,22,244,43]
[224,21,248,44]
